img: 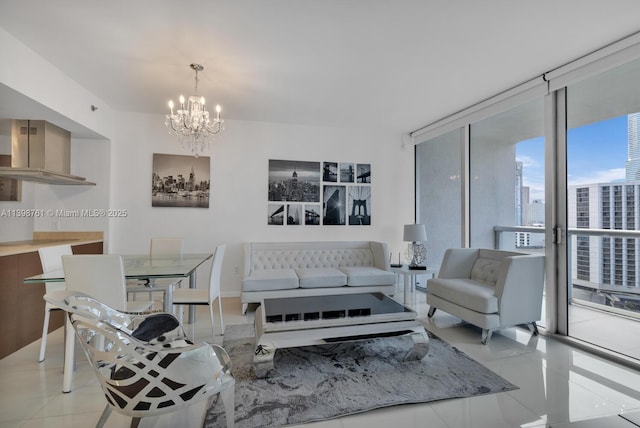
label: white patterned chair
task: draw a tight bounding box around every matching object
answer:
[45,291,235,428]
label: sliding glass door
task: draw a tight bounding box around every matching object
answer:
[469,98,545,249]
[413,36,640,360]
[469,97,547,327]
[565,57,640,359]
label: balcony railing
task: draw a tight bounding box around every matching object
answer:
[494,225,640,319]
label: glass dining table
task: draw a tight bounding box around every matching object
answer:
[24,252,213,323]
[25,252,213,393]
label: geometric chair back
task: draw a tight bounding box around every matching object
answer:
[44,291,235,428]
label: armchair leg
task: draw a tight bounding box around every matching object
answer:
[481,329,493,345]
[241,303,248,315]
[528,322,539,336]
[130,417,141,428]
[427,306,436,318]
[96,404,112,428]
[220,384,235,428]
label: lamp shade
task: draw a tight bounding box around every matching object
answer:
[403,224,427,242]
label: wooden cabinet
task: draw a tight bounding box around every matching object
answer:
[0,241,103,359]
[0,255,19,358]
[72,241,104,255]
[17,251,46,351]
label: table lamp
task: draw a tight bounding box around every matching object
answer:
[403,224,427,270]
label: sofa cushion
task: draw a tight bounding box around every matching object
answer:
[470,257,502,285]
[339,266,396,287]
[427,278,498,314]
[296,268,347,288]
[242,269,299,292]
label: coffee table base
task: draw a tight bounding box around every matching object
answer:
[253,305,429,378]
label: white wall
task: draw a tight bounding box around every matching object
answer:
[0,25,415,298]
[0,129,35,240]
[0,136,111,242]
[32,139,111,236]
[109,113,414,296]
[0,27,114,139]
[0,180,36,241]
[0,26,114,242]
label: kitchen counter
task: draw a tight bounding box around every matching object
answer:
[0,231,104,358]
[0,231,103,256]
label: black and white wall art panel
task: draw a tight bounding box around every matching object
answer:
[152,153,210,208]
[267,159,371,226]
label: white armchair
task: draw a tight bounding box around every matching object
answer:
[426,248,545,344]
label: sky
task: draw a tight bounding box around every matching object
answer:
[516,114,629,203]
[268,159,321,182]
[152,153,210,180]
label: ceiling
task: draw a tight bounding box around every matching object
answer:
[2,1,640,136]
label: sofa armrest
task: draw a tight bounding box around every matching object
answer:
[370,241,390,270]
[495,254,545,325]
[437,248,479,279]
[243,242,252,277]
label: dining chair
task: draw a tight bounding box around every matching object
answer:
[62,254,154,313]
[128,238,184,303]
[37,244,73,362]
[150,237,184,260]
[150,237,184,287]
[172,244,226,341]
[60,254,155,392]
[44,291,235,428]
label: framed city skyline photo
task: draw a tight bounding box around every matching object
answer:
[268,204,285,225]
[322,161,338,182]
[152,153,210,208]
[340,162,355,183]
[348,185,371,225]
[266,158,371,226]
[287,204,302,225]
[304,204,321,225]
[323,185,346,225]
[268,159,320,202]
[356,163,371,183]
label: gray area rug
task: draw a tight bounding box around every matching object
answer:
[203,323,517,427]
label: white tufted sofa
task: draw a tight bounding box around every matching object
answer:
[241,241,397,314]
[426,248,545,344]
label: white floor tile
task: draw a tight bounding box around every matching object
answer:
[550,414,636,427]
[340,403,449,428]
[2,295,640,428]
[429,394,543,428]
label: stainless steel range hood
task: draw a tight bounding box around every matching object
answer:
[0,120,95,185]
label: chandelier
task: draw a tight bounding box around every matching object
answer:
[165,63,224,157]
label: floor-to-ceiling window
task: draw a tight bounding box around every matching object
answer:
[414,34,640,363]
[415,129,463,269]
[469,98,547,326]
[469,98,545,250]
[566,57,640,360]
